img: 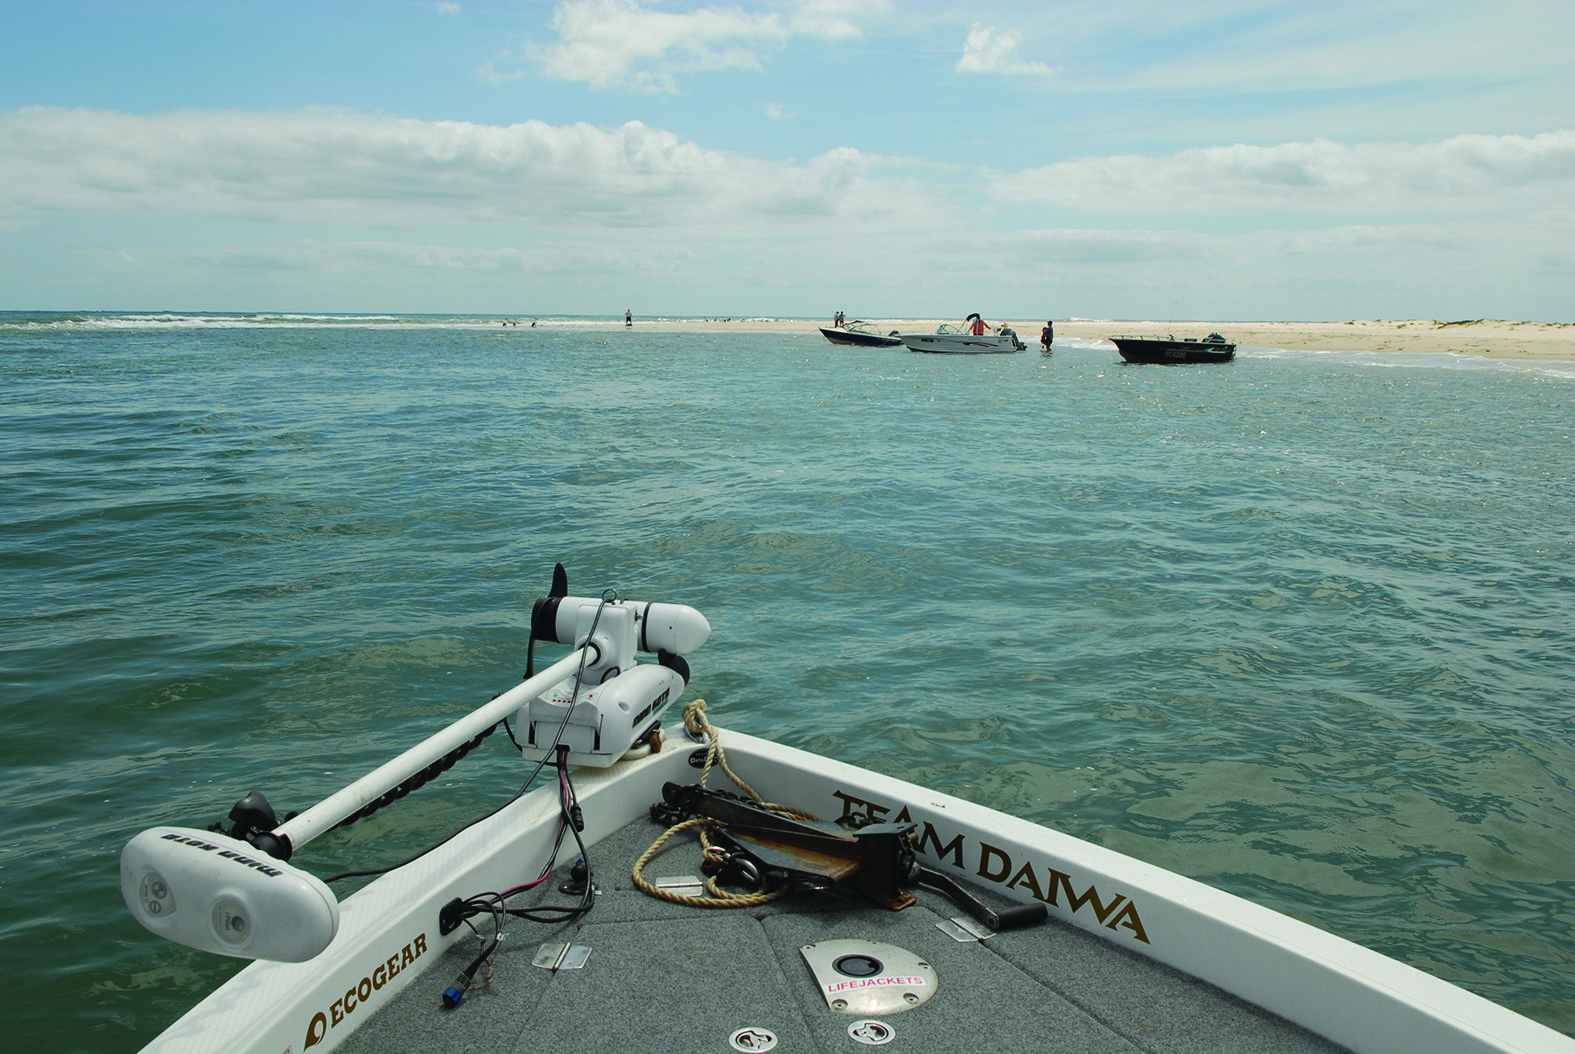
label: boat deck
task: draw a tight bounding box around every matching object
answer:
[335,814,1348,1054]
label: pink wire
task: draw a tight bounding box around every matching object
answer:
[497,765,575,897]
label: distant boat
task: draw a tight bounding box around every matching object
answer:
[1110,333,1236,364]
[819,320,903,348]
[899,315,1025,354]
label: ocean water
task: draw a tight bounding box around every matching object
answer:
[2,312,1571,1050]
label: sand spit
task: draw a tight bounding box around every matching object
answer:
[622,317,1573,361]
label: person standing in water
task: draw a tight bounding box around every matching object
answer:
[1040,320,1054,350]
[625,309,633,327]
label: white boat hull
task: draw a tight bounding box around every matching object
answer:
[137,722,1574,1054]
[899,331,1023,354]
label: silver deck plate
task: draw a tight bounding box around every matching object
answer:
[799,939,936,1015]
[532,941,591,970]
[936,916,995,942]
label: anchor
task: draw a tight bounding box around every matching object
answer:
[655,782,920,910]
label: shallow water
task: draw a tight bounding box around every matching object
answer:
[2,314,1572,1049]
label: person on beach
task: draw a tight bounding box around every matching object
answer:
[1041,320,1054,349]
[625,309,632,327]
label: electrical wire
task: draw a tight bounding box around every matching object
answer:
[440,748,596,1007]
[284,589,617,1008]
[434,594,614,1007]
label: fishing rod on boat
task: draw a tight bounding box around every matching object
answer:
[119,564,711,964]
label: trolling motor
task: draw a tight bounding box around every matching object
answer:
[120,565,710,962]
[519,564,710,767]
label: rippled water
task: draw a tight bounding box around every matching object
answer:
[2,314,1571,1049]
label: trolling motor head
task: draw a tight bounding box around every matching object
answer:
[519,565,710,767]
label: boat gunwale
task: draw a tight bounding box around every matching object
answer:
[136,723,1574,1054]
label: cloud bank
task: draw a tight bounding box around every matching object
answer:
[9,108,1562,231]
[2,106,1567,318]
[992,132,1575,215]
[0,106,924,231]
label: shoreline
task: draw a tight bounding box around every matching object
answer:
[620,317,1575,361]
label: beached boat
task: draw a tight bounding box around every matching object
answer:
[121,567,1574,1054]
[899,316,1025,354]
[819,321,903,348]
[1111,333,1236,363]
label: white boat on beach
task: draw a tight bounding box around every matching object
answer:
[899,315,1025,354]
[121,567,1575,1054]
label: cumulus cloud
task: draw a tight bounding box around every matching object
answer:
[0,106,928,232]
[991,131,1575,214]
[527,0,881,92]
[955,24,1054,77]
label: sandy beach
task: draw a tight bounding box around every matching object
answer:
[630,317,1574,361]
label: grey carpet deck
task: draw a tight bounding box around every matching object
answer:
[335,815,1349,1054]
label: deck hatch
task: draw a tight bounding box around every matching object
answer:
[800,939,935,1014]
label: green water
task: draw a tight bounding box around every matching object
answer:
[2,314,1572,1049]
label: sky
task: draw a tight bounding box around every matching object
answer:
[1,0,1571,321]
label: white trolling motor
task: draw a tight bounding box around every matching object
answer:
[519,566,710,767]
[120,565,709,962]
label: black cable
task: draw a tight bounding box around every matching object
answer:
[265,592,617,1009]
[499,753,594,925]
[325,594,615,885]
[442,895,505,1007]
[321,762,543,884]
[327,724,498,834]
[433,595,616,1008]
[440,749,596,1007]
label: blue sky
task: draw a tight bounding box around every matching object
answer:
[2,0,1570,320]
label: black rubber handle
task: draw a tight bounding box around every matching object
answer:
[990,903,1050,930]
[919,867,1049,931]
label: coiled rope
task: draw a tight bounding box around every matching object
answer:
[631,699,815,908]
